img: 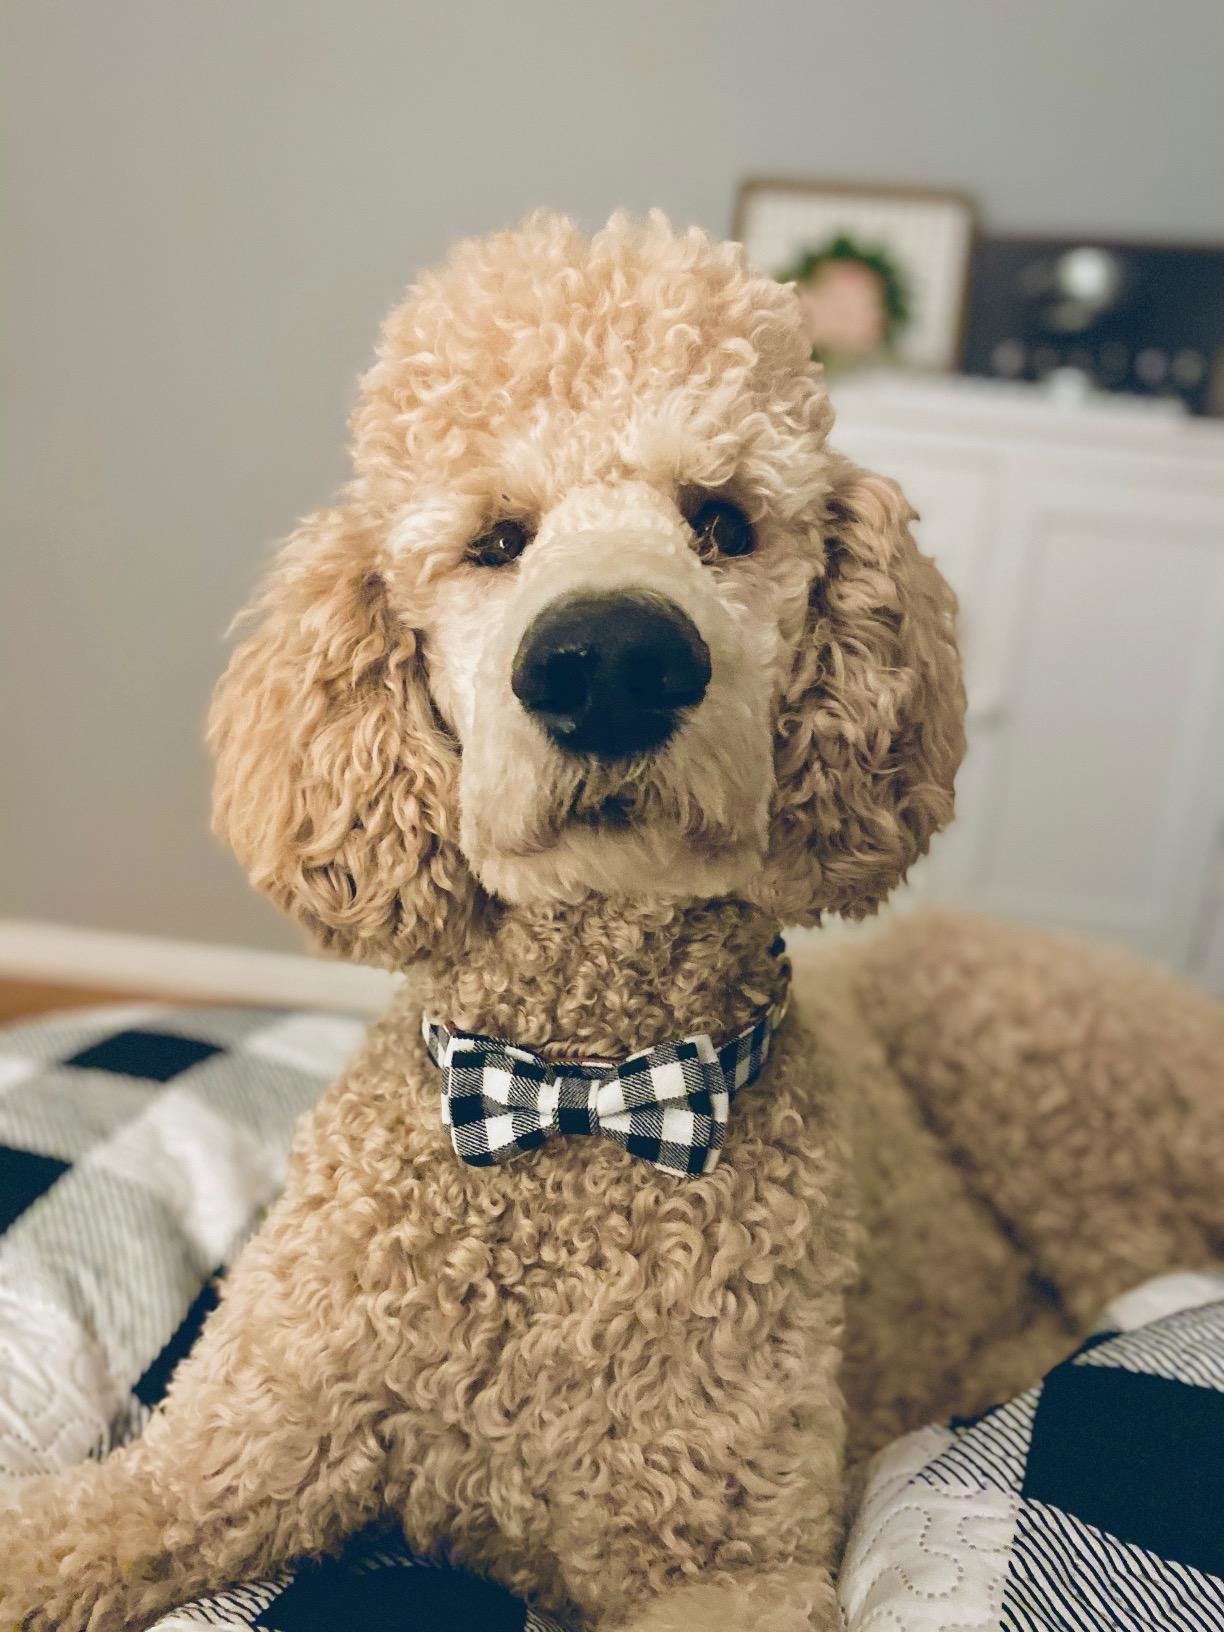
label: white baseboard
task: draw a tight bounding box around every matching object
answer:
[0,919,398,1015]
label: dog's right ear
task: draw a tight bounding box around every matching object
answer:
[208,504,481,967]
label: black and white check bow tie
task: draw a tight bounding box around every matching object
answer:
[422,1002,784,1178]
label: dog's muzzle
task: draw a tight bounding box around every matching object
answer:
[510,590,711,759]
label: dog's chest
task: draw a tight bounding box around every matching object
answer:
[387,1138,830,1445]
[372,1134,842,1619]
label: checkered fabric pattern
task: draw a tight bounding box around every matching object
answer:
[424,1005,779,1177]
[839,1269,1224,1632]
[0,1003,567,1632]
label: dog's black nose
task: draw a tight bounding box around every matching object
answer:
[511,592,712,759]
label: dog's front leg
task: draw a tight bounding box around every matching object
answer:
[615,1563,838,1632]
[0,1205,385,1632]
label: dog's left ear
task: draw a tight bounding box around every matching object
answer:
[753,457,967,924]
[208,503,481,967]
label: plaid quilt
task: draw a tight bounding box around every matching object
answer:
[2,1004,1222,1630]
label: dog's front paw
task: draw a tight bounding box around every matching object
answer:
[0,1535,90,1631]
[0,1547,130,1632]
[0,1478,142,1632]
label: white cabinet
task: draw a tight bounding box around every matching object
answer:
[830,377,1224,988]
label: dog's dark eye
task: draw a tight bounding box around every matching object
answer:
[469,518,531,568]
[690,498,754,561]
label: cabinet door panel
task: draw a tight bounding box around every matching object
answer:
[957,482,1224,964]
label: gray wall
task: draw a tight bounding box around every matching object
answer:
[4,0,1222,952]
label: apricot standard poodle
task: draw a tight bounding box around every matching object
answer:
[2,213,1221,1632]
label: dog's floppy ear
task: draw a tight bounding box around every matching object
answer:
[208,504,480,966]
[756,457,966,924]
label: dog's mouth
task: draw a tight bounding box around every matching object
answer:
[497,778,650,858]
[494,760,750,864]
[464,732,769,903]
[568,794,634,831]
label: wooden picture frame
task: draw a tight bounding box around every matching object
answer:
[733,177,978,372]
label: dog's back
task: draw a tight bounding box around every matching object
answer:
[808,908,1224,1460]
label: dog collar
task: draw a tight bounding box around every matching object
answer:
[422,982,788,1179]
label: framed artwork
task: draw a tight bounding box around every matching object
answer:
[733,178,977,372]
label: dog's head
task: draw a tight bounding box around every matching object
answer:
[209,213,965,966]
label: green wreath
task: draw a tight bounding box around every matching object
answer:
[777,233,909,351]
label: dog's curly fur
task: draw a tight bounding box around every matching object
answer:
[2,213,1221,1632]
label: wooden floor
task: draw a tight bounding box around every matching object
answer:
[0,979,160,1023]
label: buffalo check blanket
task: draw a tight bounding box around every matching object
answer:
[1,1004,1222,1631]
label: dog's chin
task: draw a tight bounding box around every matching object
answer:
[472,819,764,908]
[458,715,775,908]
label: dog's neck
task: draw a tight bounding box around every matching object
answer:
[421,897,787,1059]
